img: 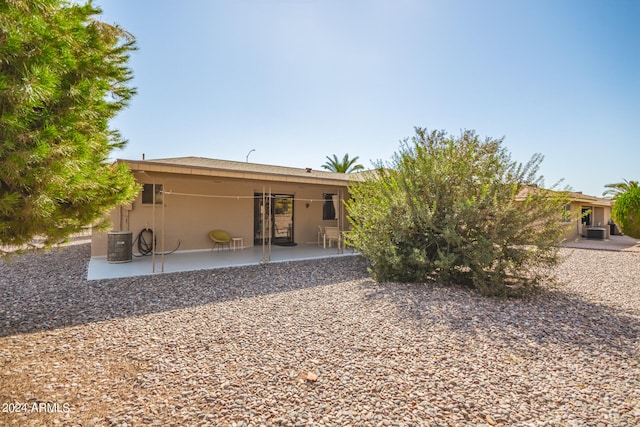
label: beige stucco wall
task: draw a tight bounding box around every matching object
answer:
[92,172,616,255]
[562,201,612,241]
[91,172,350,256]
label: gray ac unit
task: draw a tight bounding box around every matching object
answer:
[107,231,133,263]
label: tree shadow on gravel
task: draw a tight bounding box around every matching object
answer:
[0,244,370,337]
[361,279,640,359]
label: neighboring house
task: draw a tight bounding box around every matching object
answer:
[513,187,613,242]
[91,157,364,257]
[561,191,613,240]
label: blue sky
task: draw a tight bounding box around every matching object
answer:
[95,0,639,197]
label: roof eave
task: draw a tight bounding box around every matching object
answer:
[118,159,361,186]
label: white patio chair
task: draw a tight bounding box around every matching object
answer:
[324,226,339,248]
[317,225,325,246]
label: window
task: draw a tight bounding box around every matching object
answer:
[323,193,337,220]
[581,207,592,226]
[562,204,572,222]
[142,183,163,205]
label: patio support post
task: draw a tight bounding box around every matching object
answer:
[161,189,165,273]
[261,187,265,262]
[268,186,272,261]
[338,190,344,254]
[261,186,271,264]
[152,176,156,274]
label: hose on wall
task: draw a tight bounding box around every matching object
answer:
[133,228,180,256]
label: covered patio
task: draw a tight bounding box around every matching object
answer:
[87,243,358,280]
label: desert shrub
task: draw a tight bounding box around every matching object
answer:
[345,128,569,296]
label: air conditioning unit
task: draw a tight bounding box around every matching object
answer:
[107,231,133,263]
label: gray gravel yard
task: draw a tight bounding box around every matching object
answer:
[1,244,638,426]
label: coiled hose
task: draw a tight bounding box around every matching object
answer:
[133,228,180,256]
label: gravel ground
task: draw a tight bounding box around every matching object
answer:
[0,244,638,427]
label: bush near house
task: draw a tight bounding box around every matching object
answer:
[345,128,569,297]
[612,185,640,239]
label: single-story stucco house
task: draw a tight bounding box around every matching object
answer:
[91,157,614,260]
[91,157,364,258]
[561,191,614,241]
[514,187,613,241]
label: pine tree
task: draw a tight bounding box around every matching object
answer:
[0,0,139,249]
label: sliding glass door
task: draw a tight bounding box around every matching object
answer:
[254,194,294,245]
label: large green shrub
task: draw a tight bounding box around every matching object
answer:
[612,186,640,239]
[0,0,139,249]
[345,128,569,296]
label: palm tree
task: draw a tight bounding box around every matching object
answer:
[321,154,365,173]
[603,179,639,199]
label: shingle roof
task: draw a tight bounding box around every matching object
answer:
[515,185,612,206]
[563,191,612,206]
[119,156,368,185]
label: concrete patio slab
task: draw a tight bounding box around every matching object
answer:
[87,243,357,280]
[560,234,640,252]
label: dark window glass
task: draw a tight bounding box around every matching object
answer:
[142,184,163,205]
[323,193,336,220]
